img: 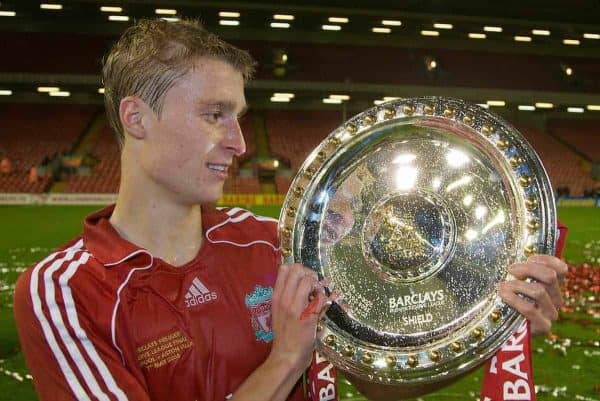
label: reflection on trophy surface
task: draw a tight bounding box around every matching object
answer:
[322,174,364,245]
[280,97,557,384]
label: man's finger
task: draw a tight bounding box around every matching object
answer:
[498,282,552,334]
[528,255,568,280]
[508,260,565,310]
[280,264,311,307]
[292,274,319,316]
[273,264,290,300]
[300,292,331,321]
[508,262,560,284]
[499,281,558,321]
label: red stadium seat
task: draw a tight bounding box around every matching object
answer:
[515,124,599,196]
[65,123,120,193]
[0,104,98,193]
[265,110,342,171]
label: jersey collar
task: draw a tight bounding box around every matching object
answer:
[83,204,231,266]
[83,204,143,266]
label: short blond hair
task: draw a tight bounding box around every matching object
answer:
[102,18,256,146]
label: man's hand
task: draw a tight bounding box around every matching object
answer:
[268,263,331,375]
[498,255,568,335]
[230,264,332,401]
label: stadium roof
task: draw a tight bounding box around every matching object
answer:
[0,0,598,57]
[0,0,599,117]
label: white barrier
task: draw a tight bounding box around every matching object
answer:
[0,193,36,204]
[45,193,117,205]
[0,193,117,205]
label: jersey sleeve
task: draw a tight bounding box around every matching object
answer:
[13,249,150,401]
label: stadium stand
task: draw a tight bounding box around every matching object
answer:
[1,104,596,196]
[274,175,293,195]
[516,124,599,196]
[66,123,120,193]
[265,110,342,171]
[547,119,600,162]
[0,104,98,193]
[0,170,51,193]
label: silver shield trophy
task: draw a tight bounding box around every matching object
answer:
[279,97,556,384]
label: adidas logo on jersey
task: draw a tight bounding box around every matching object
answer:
[184,277,217,308]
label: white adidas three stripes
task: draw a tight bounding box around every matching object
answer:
[29,240,128,400]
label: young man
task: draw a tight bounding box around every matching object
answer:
[14,19,566,401]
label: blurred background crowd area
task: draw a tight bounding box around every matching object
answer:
[0,2,599,400]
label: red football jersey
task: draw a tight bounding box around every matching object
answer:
[14,205,306,401]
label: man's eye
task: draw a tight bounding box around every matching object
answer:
[206,112,222,123]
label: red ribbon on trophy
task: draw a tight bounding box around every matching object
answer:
[307,351,338,401]
[480,222,568,401]
[480,320,536,401]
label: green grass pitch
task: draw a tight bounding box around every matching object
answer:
[0,205,598,400]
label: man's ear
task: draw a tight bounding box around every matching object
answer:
[119,96,151,140]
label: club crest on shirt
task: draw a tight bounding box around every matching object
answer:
[245,285,273,343]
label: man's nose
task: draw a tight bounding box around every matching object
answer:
[224,118,246,157]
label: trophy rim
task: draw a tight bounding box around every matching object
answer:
[278,96,557,384]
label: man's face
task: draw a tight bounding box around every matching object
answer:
[137,57,247,205]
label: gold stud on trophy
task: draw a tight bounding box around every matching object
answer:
[304,167,315,179]
[450,342,464,353]
[385,355,397,367]
[509,156,524,169]
[471,327,485,341]
[429,350,442,362]
[384,108,396,119]
[406,356,419,368]
[519,175,532,188]
[342,344,355,357]
[443,108,455,118]
[361,352,374,364]
[325,334,336,346]
[527,220,539,232]
[292,186,304,198]
[328,136,342,148]
[525,196,539,211]
[481,124,493,136]
[345,124,357,134]
[363,115,376,125]
[496,139,510,151]
[490,309,502,323]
